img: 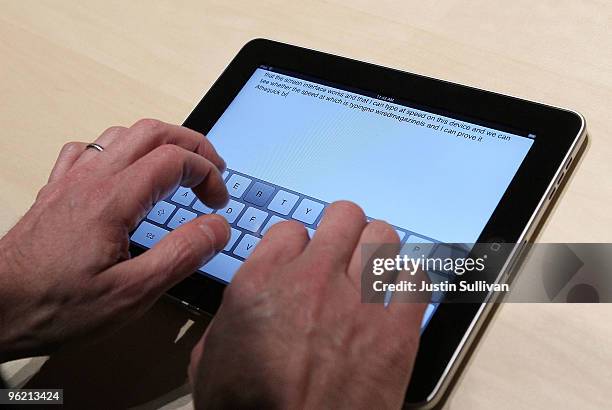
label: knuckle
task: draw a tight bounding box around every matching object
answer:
[102,125,127,136]
[60,141,81,154]
[35,183,56,201]
[327,200,365,221]
[131,118,165,134]
[368,220,400,242]
[153,143,183,160]
[200,137,214,156]
[267,220,306,237]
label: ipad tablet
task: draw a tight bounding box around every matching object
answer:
[129,39,587,408]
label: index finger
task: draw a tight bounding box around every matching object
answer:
[305,201,367,270]
[113,144,229,226]
[346,220,400,298]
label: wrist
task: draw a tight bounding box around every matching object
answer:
[302,374,404,410]
[0,234,47,362]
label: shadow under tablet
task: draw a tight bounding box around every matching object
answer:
[24,298,207,410]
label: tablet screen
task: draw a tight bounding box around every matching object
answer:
[131,66,535,328]
[210,67,534,242]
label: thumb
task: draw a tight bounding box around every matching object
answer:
[111,214,230,296]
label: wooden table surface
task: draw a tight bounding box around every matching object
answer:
[1,1,611,409]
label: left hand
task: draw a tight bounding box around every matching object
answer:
[0,119,230,362]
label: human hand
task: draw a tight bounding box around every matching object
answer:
[189,201,426,409]
[0,119,230,361]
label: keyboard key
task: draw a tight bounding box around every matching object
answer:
[131,221,170,248]
[233,234,260,259]
[171,187,196,206]
[237,207,269,233]
[401,236,436,259]
[146,201,176,224]
[193,199,213,214]
[292,198,324,225]
[224,228,242,251]
[406,235,435,245]
[267,190,299,215]
[167,208,197,229]
[200,252,243,283]
[215,199,245,223]
[226,174,252,198]
[261,215,287,235]
[222,170,229,180]
[244,181,275,206]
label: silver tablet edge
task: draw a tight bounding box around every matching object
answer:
[417,110,588,409]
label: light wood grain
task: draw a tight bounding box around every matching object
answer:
[1,1,611,409]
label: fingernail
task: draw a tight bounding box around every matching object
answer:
[199,214,230,251]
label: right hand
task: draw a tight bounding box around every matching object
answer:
[189,201,426,409]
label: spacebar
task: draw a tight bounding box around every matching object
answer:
[200,252,243,283]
